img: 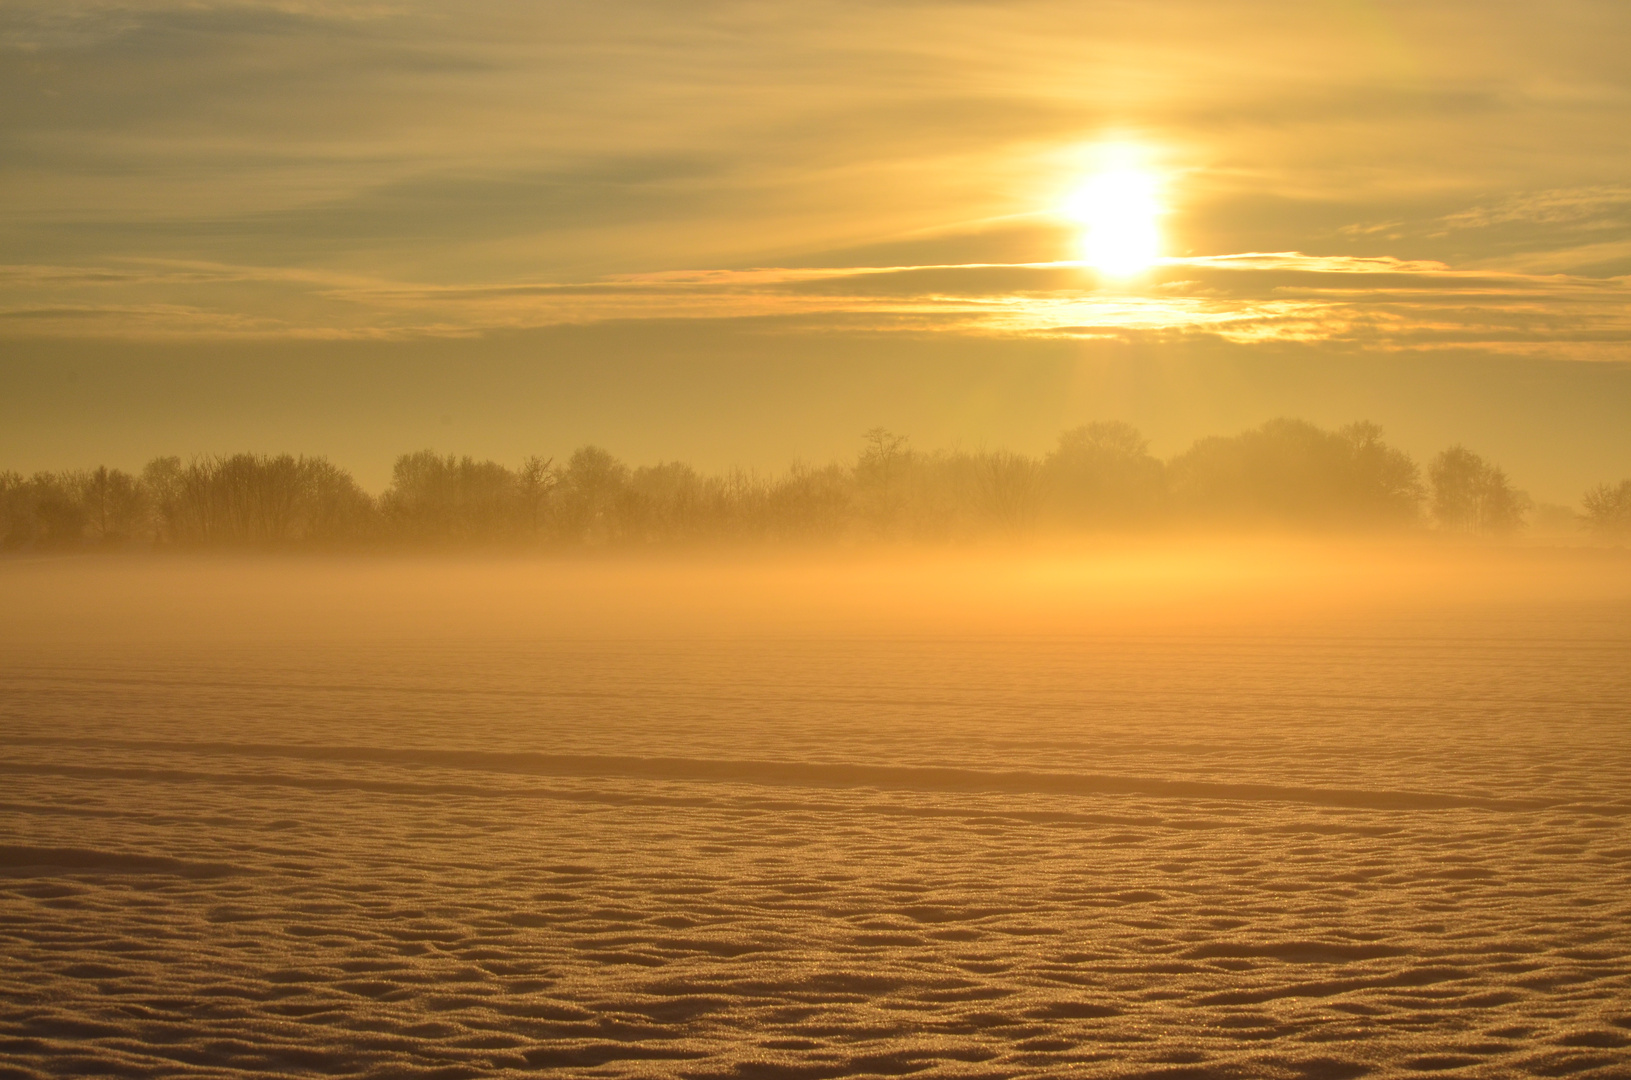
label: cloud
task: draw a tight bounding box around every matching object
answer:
[1326,186,1631,275]
[5,253,1627,361]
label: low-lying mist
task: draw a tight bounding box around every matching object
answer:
[6,540,1629,656]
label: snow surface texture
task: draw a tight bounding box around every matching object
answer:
[2,558,1630,1079]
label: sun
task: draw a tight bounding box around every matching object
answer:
[1065,161,1164,278]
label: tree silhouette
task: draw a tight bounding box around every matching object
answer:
[299,459,376,543]
[0,471,26,548]
[76,466,147,544]
[1167,418,1423,526]
[1339,422,1425,523]
[625,460,716,543]
[382,451,518,543]
[556,446,630,544]
[136,454,376,545]
[0,420,1583,552]
[765,461,850,542]
[977,450,1045,532]
[31,473,89,548]
[1582,480,1631,538]
[855,428,911,536]
[517,456,558,538]
[1430,446,1527,534]
[1045,421,1165,524]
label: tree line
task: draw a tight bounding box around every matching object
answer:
[3,418,1629,550]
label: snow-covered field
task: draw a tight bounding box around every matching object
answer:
[3,548,1629,1079]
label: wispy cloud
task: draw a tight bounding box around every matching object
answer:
[5,253,1628,359]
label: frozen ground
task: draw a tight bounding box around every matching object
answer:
[1,548,1630,1079]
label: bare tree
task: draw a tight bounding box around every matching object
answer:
[1167,418,1423,527]
[1582,480,1631,538]
[299,458,376,543]
[382,451,521,544]
[517,456,558,539]
[1046,421,1165,524]
[556,446,630,544]
[75,466,147,544]
[766,461,851,542]
[1430,446,1528,535]
[140,457,188,543]
[0,471,24,548]
[141,453,374,545]
[29,473,88,548]
[976,450,1045,533]
[855,428,911,535]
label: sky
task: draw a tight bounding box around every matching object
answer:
[2,0,1630,497]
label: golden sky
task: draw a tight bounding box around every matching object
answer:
[3,0,1629,351]
[3,1,1630,498]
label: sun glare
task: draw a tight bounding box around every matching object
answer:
[1066,159,1164,278]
